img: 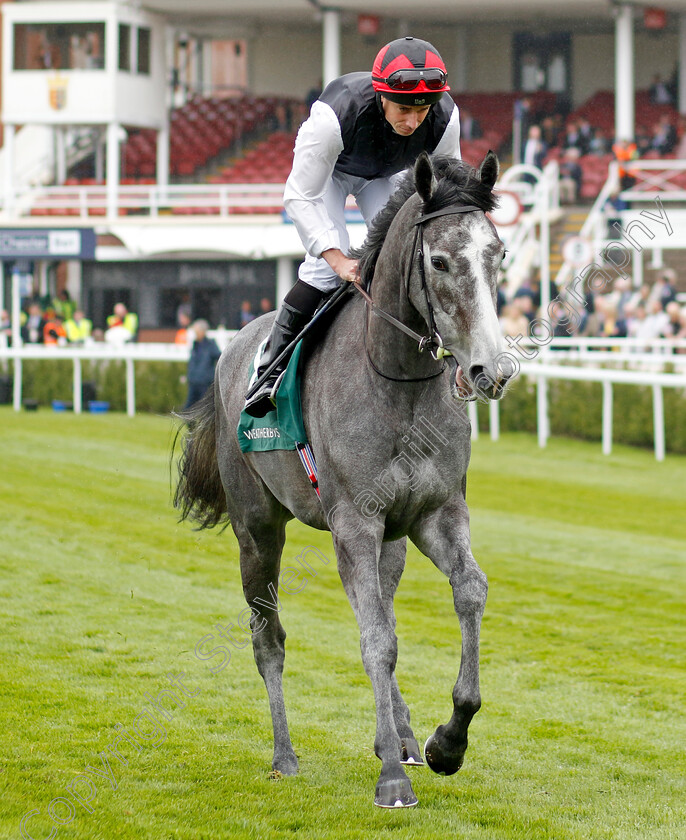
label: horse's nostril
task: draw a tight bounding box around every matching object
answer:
[469,365,486,388]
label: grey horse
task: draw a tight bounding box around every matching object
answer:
[174,151,513,808]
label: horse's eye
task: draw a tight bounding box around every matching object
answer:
[431,257,447,271]
[501,250,508,262]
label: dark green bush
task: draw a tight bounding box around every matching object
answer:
[16,358,686,454]
[20,359,186,416]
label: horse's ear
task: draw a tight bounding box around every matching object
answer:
[414,152,436,202]
[478,150,499,190]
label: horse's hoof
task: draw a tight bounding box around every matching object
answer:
[374,777,418,808]
[424,730,466,776]
[272,752,298,776]
[400,737,425,766]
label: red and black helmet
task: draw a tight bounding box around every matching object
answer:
[372,36,450,107]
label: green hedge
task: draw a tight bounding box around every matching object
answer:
[8,359,686,455]
[478,374,686,454]
[15,359,187,415]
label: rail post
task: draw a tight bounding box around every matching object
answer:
[652,384,665,462]
[602,380,613,455]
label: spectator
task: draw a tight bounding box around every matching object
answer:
[272,102,291,132]
[540,115,560,149]
[515,96,535,161]
[0,309,11,345]
[53,288,76,321]
[259,297,273,316]
[613,276,634,327]
[64,309,93,343]
[105,302,138,344]
[675,308,686,353]
[626,302,647,342]
[184,319,221,409]
[643,299,669,340]
[650,115,677,156]
[604,189,629,237]
[460,108,482,141]
[21,302,46,344]
[576,118,594,155]
[496,278,508,317]
[499,303,529,339]
[649,73,673,105]
[176,294,192,326]
[523,124,547,170]
[558,147,583,204]
[635,124,653,156]
[612,138,639,190]
[237,300,256,329]
[628,282,651,313]
[589,128,611,155]
[562,119,581,152]
[43,313,68,346]
[550,300,579,339]
[512,293,535,326]
[661,301,683,338]
[175,311,193,345]
[650,270,677,308]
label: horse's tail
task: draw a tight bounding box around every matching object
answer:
[173,386,228,530]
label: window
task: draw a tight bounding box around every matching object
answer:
[137,27,151,75]
[119,24,131,72]
[13,22,105,70]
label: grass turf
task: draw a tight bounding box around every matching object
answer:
[0,407,684,839]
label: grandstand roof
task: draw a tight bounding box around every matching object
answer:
[141,0,686,27]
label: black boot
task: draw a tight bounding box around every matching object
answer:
[244,281,324,417]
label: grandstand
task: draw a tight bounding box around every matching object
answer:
[2,0,686,337]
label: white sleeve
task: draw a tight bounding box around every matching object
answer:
[433,104,461,160]
[283,101,344,258]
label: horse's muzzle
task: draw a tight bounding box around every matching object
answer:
[468,363,511,401]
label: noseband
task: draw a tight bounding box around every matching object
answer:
[355,203,481,381]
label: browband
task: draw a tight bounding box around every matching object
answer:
[414,204,482,225]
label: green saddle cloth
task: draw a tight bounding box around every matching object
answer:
[237,340,308,453]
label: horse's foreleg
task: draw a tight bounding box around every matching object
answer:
[378,539,423,767]
[409,499,488,776]
[235,518,298,776]
[335,531,418,808]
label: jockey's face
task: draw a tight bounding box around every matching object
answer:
[381,97,432,136]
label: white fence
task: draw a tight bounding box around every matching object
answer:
[1,337,685,461]
[0,331,235,417]
[469,341,686,461]
[7,183,290,218]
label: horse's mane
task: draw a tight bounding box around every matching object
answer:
[351,155,498,287]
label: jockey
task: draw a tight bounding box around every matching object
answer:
[244,36,461,417]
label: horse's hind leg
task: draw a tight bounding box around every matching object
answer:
[409,498,488,777]
[234,516,298,776]
[378,539,423,766]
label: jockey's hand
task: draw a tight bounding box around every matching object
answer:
[322,248,360,283]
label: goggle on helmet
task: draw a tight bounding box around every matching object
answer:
[372,36,450,107]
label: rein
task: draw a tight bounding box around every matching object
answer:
[354,202,482,380]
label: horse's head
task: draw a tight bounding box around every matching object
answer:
[409,152,514,401]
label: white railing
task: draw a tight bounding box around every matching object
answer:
[620,159,686,202]
[3,183,289,219]
[2,336,685,460]
[0,332,236,417]
[469,356,686,462]
[499,160,560,291]
[518,336,686,370]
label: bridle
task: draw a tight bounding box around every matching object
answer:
[354,203,482,381]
